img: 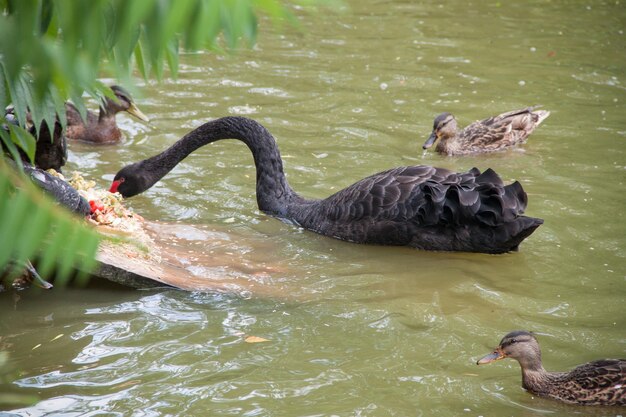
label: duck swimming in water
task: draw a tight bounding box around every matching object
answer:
[65,85,149,143]
[110,116,542,253]
[423,107,550,155]
[477,331,626,406]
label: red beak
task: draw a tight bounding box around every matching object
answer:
[109,180,122,194]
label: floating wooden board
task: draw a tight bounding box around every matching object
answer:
[91,220,288,294]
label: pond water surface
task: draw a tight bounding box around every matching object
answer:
[1,1,625,416]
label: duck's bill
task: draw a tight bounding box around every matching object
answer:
[127,103,150,122]
[476,350,505,365]
[422,131,437,149]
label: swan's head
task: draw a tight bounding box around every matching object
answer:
[105,85,150,122]
[109,162,151,198]
[477,330,542,370]
[423,112,457,149]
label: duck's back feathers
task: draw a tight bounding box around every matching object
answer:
[433,106,550,155]
[463,106,550,151]
[64,86,149,143]
[65,102,122,143]
[480,106,548,126]
[536,359,626,406]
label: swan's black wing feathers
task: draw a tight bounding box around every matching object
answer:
[322,166,526,226]
[297,165,541,252]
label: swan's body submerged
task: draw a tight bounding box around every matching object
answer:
[423,106,550,155]
[111,116,542,253]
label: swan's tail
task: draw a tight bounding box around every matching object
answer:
[455,170,543,253]
[486,178,543,253]
[499,216,544,253]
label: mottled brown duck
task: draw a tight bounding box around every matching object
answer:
[423,107,550,155]
[65,85,149,143]
[477,330,626,406]
[109,116,542,253]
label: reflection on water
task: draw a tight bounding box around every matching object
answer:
[1,1,625,416]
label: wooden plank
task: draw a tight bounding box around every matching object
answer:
[90,220,289,295]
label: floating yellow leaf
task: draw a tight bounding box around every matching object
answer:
[245,335,270,343]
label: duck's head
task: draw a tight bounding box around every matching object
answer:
[104,85,150,122]
[477,330,543,370]
[422,112,457,149]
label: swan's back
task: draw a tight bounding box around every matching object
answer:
[289,166,542,253]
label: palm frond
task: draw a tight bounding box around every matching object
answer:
[0,158,99,285]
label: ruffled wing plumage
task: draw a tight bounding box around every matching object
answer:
[295,166,542,252]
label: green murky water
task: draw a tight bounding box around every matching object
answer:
[2,1,625,416]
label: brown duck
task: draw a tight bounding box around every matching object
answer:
[423,107,550,155]
[65,85,149,143]
[477,330,626,406]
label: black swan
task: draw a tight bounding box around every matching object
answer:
[477,331,626,406]
[110,116,543,253]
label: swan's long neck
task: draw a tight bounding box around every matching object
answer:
[140,116,299,216]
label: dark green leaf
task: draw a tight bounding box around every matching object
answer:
[55,218,81,286]
[15,197,51,262]
[1,129,24,170]
[133,42,147,79]
[36,215,70,279]
[74,229,100,286]
[165,39,179,79]
[9,124,36,162]
[0,184,28,268]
